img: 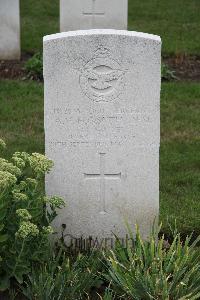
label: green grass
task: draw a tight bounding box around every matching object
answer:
[0,80,199,236]
[129,0,200,55]
[21,0,59,53]
[0,80,44,155]
[20,0,200,55]
[160,83,200,236]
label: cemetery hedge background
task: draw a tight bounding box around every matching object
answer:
[0,0,200,238]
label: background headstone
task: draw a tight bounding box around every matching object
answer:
[60,0,128,31]
[0,0,20,60]
[44,30,161,245]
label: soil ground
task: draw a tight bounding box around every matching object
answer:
[0,53,31,81]
[164,55,200,81]
[0,54,200,82]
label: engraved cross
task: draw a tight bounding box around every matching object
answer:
[82,0,105,26]
[84,153,121,214]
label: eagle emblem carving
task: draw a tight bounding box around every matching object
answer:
[80,47,126,102]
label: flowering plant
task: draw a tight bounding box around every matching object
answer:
[0,140,64,291]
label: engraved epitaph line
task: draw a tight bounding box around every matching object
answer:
[84,153,121,213]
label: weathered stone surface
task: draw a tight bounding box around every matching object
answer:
[0,0,20,60]
[44,30,161,245]
[60,0,128,31]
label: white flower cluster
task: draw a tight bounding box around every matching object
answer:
[16,209,32,221]
[12,157,26,169]
[42,226,54,235]
[16,221,39,239]
[0,171,17,191]
[26,178,37,189]
[28,153,54,175]
[44,195,65,208]
[12,191,28,202]
[0,158,21,177]
[12,151,29,162]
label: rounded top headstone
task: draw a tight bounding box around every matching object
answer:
[43,29,161,43]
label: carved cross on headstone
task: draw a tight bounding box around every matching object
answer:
[84,153,121,214]
[82,0,105,27]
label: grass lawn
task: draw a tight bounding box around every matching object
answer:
[0,80,199,237]
[0,80,44,155]
[20,0,200,55]
[128,0,200,55]
[160,83,200,236]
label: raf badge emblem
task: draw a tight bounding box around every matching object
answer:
[80,46,126,102]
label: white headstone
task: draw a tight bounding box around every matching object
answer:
[44,30,161,247]
[0,0,20,60]
[60,0,128,31]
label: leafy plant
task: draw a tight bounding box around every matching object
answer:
[0,139,64,291]
[105,225,200,300]
[99,288,116,300]
[21,250,101,300]
[25,52,43,80]
[161,62,177,81]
